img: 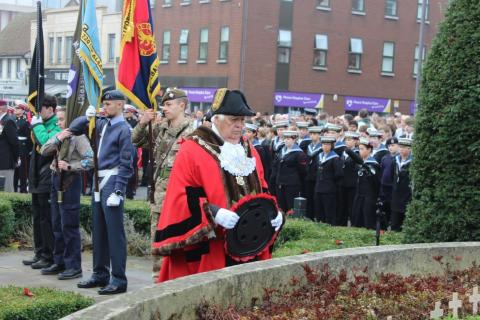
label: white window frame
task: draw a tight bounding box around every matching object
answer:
[198,28,208,62]
[381,41,395,75]
[313,34,328,69]
[178,29,189,62]
[161,30,171,62]
[348,38,363,72]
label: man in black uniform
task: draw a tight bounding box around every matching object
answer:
[268,120,288,195]
[340,131,360,226]
[305,126,323,220]
[275,130,307,213]
[390,138,413,231]
[13,102,32,193]
[314,135,344,224]
[245,122,270,182]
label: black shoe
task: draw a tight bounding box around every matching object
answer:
[41,264,65,275]
[58,269,82,280]
[98,284,127,295]
[22,256,41,266]
[31,259,53,270]
[77,278,109,289]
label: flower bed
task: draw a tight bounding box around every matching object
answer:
[198,263,480,319]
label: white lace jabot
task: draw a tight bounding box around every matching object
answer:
[213,124,256,176]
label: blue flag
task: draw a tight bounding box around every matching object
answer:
[79,0,103,109]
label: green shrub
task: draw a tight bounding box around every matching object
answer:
[273,218,404,258]
[0,286,94,320]
[0,192,151,236]
[0,199,14,245]
[403,0,480,243]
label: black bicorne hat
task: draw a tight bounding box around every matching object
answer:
[211,88,255,117]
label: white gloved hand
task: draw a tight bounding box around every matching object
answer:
[106,193,123,207]
[31,116,43,126]
[214,208,240,229]
[85,105,96,118]
[271,212,283,231]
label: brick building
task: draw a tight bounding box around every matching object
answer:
[153,0,449,115]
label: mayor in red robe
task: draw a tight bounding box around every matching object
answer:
[152,89,284,282]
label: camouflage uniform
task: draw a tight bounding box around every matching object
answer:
[132,117,194,279]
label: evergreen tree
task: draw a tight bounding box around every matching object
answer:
[403,0,480,243]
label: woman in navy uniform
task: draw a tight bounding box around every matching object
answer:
[340,131,360,226]
[390,138,413,231]
[268,120,288,195]
[352,137,381,229]
[305,126,323,220]
[314,136,344,224]
[275,130,307,212]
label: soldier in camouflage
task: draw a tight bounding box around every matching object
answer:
[132,88,194,281]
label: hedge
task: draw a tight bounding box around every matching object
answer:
[0,192,150,238]
[0,286,94,320]
[0,199,14,246]
[403,0,480,243]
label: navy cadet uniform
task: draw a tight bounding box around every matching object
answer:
[314,136,344,224]
[379,137,398,229]
[74,90,133,294]
[275,130,307,213]
[268,120,288,195]
[304,126,323,220]
[340,131,360,226]
[246,123,270,183]
[390,138,413,231]
[368,129,389,164]
[296,121,311,153]
[325,124,346,225]
[352,138,381,230]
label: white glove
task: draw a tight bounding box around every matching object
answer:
[31,116,43,126]
[106,193,123,207]
[85,105,96,118]
[271,212,283,231]
[214,208,239,229]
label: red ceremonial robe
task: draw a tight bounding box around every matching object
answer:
[152,126,275,282]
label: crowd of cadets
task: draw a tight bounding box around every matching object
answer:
[243,110,414,232]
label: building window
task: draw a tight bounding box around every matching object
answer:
[162,30,171,62]
[65,36,73,64]
[218,26,229,62]
[313,34,328,68]
[16,58,21,79]
[56,37,63,64]
[348,38,363,71]
[385,0,397,17]
[198,28,208,61]
[352,0,365,13]
[7,59,12,79]
[163,0,172,6]
[316,0,330,9]
[382,42,395,74]
[413,45,426,76]
[48,36,54,64]
[417,0,429,21]
[180,0,191,5]
[179,29,189,62]
[108,33,115,63]
[277,29,291,64]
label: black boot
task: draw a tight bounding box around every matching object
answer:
[58,269,82,280]
[41,264,65,275]
[22,255,41,266]
[31,259,53,270]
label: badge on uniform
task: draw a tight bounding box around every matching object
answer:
[225,193,279,262]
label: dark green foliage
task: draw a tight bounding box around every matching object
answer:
[403,0,480,243]
[0,286,93,320]
[0,192,151,236]
[0,199,14,245]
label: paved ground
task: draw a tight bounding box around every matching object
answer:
[0,249,154,302]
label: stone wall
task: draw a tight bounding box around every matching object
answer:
[63,242,480,320]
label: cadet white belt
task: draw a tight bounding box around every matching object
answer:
[97,167,119,191]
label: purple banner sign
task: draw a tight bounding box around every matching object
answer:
[179,87,216,103]
[344,96,392,113]
[274,91,323,108]
[410,101,416,115]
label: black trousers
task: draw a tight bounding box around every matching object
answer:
[13,155,29,193]
[31,192,54,261]
[314,193,336,224]
[390,210,405,231]
[352,195,377,230]
[276,184,300,213]
[341,187,356,226]
[305,180,316,221]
